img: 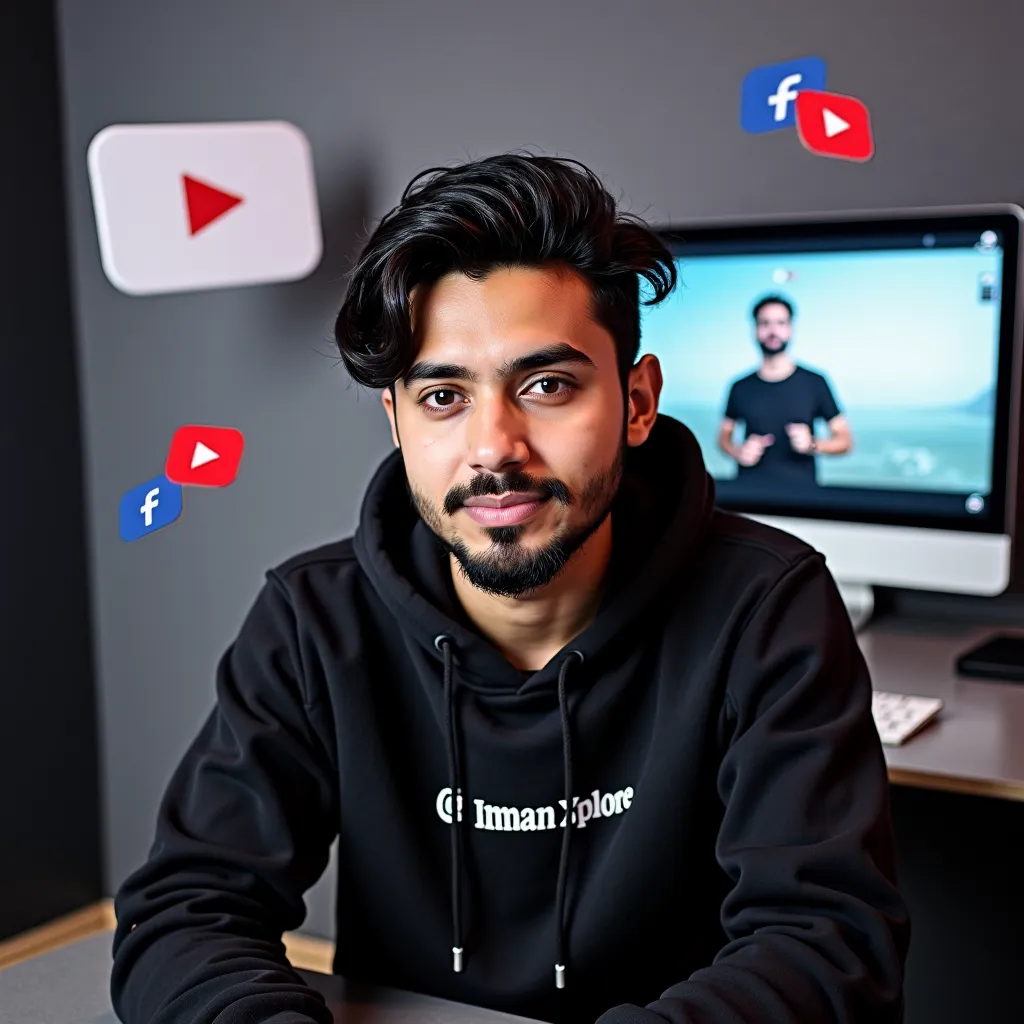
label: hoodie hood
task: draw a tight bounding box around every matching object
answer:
[353,413,717,695]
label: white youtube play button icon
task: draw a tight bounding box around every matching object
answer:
[822,108,850,138]
[87,121,323,295]
[190,441,220,469]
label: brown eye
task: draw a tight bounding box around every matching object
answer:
[419,388,468,414]
[528,377,574,397]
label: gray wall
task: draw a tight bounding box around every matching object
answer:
[57,0,1024,944]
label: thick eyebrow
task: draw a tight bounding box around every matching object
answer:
[401,342,597,389]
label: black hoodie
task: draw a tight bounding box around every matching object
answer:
[111,414,909,1024]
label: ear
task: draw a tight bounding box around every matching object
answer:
[381,387,401,448]
[624,354,662,447]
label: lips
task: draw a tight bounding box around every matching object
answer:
[461,496,548,526]
[462,493,546,509]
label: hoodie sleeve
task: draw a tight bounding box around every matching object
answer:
[596,551,910,1024]
[110,571,340,1024]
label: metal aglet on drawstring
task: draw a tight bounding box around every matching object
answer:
[453,947,464,972]
[554,964,566,989]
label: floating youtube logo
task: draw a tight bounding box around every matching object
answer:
[165,425,245,488]
[795,90,874,162]
[87,120,322,295]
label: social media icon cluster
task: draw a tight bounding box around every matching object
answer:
[119,425,246,542]
[740,57,874,162]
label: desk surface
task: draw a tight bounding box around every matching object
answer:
[0,933,539,1024]
[862,621,1024,802]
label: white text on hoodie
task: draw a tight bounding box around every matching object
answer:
[435,786,633,832]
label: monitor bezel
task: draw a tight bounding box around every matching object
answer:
[650,204,1024,536]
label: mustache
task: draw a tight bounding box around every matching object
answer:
[443,469,572,517]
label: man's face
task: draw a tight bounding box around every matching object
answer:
[755,302,793,353]
[381,265,631,599]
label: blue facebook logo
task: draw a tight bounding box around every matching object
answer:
[119,474,183,542]
[740,56,827,133]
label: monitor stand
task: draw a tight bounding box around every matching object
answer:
[836,580,875,632]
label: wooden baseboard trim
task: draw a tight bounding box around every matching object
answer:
[0,900,116,972]
[282,930,335,974]
[0,898,335,975]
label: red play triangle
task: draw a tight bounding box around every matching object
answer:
[182,174,244,235]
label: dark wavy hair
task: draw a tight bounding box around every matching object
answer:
[752,293,795,322]
[333,153,677,393]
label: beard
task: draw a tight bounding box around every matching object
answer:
[409,442,626,599]
[758,340,789,357]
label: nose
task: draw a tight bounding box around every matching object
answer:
[465,394,530,474]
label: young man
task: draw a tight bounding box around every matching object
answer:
[111,155,909,1024]
[718,295,853,492]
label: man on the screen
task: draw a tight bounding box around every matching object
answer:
[718,294,853,490]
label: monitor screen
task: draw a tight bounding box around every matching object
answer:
[640,209,1022,535]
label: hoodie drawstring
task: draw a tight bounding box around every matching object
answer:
[437,635,465,975]
[553,649,582,990]
[434,634,583,993]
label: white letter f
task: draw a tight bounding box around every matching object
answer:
[768,73,803,121]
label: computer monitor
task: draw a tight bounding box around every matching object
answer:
[640,205,1024,626]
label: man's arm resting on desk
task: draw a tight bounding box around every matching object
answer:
[111,573,339,1024]
[595,554,910,1024]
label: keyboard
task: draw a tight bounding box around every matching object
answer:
[871,691,944,746]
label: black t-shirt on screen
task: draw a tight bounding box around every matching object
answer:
[724,365,841,489]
